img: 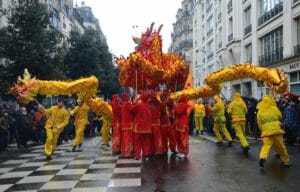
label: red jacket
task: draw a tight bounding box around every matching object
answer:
[111,95,121,127]
[174,96,188,131]
[121,93,133,130]
[131,92,152,133]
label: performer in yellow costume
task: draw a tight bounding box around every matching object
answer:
[257,95,290,168]
[227,93,249,153]
[209,96,233,146]
[100,115,112,147]
[43,99,69,160]
[71,100,90,152]
[194,99,205,135]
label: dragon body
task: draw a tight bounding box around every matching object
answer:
[9,70,112,117]
[170,64,288,100]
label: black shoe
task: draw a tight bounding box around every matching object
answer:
[200,131,204,135]
[259,159,266,167]
[171,150,178,154]
[72,147,76,152]
[196,130,199,135]
[243,146,249,154]
[78,144,82,149]
[282,162,290,168]
[46,156,52,161]
[106,144,110,147]
[228,141,233,147]
[275,154,280,159]
[216,142,223,146]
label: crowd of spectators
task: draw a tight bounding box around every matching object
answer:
[0,102,102,151]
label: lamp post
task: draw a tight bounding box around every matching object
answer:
[195,48,206,86]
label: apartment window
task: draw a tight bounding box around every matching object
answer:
[295,18,300,56]
[207,40,214,60]
[207,16,213,35]
[245,44,252,63]
[258,0,283,26]
[244,7,252,36]
[206,0,212,13]
[259,26,283,66]
[218,27,222,48]
[228,17,233,42]
[290,72,300,95]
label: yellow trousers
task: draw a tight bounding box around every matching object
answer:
[194,116,204,131]
[259,135,290,163]
[72,122,86,147]
[213,123,232,142]
[45,129,60,157]
[232,122,249,148]
[101,121,111,145]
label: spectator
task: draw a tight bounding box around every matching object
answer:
[14,107,31,148]
[0,110,9,150]
[283,102,297,145]
[35,106,46,144]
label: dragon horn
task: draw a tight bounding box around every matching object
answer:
[157,24,163,34]
[23,68,31,81]
[149,22,154,33]
[17,76,22,83]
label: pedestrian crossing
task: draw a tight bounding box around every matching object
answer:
[0,138,142,192]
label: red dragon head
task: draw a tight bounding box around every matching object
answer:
[8,69,38,104]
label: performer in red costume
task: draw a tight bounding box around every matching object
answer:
[160,92,169,155]
[120,93,134,158]
[174,95,189,158]
[111,94,121,155]
[131,91,153,160]
[167,98,178,154]
[149,91,163,156]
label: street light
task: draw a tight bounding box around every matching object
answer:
[132,25,139,37]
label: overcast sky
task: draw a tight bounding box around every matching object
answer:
[76,0,183,57]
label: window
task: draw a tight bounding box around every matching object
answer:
[297,18,300,44]
[244,7,251,27]
[0,0,2,7]
[290,72,298,82]
[262,0,282,13]
[259,27,283,66]
[207,40,214,60]
[245,44,252,62]
[207,16,213,35]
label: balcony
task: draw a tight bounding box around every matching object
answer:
[258,2,283,26]
[207,53,214,61]
[294,0,300,4]
[244,24,252,36]
[178,39,193,49]
[228,33,233,42]
[207,3,213,13]
[258,47,283,66]
[207,28,213,36]
[294,44,300,56]
[182,10,190,17]
[227,0,232,11]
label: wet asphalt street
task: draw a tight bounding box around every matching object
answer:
[0,136,299,192]
[136,136,300,192]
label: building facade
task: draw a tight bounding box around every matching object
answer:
[169,0,194,67]
[192,0,300,99]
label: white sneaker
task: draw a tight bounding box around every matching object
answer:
[176,153,186,158]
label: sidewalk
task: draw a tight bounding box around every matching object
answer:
[194,132,262,144]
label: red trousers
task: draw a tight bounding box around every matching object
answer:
[161,125,168,153]
[152,124,163,154]
[176,129,189,155]
[112,123,121,153]
[134,133,153,160]
[121,130,134,157]
[167,124,177,151]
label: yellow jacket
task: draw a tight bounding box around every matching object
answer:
[194,103,205,117]
[44,106,69,132]
[227,98,247,122]
[257,97,284,137]
[209,101,225,123]
[71,103,90,126]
